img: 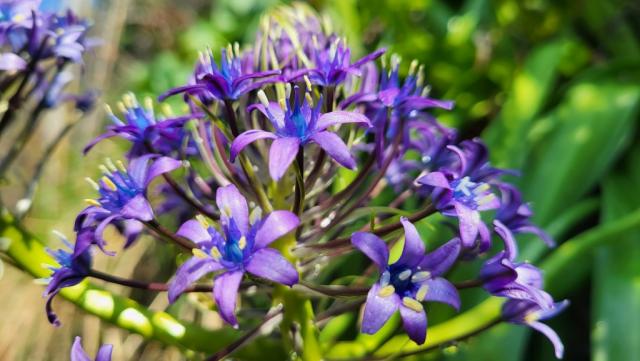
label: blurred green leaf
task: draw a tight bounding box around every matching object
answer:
[592,146,640,361]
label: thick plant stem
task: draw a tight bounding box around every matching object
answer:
[224,99,241,137]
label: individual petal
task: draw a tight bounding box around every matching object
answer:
[494,220,518,260]
[421,277,460,310]
[127,154,157,187]
[230,130,277,161]
[517,225,555,248]
[158,84,207,102]
[83,131,118,154]
[268,137,300,180]
[95,344,114,361]
[245,248,298,286]
[253,210,300,249]
[120,194,154,221]
[315,111,371,132]
[213,270,244,326]
[419,238,461,276]
[251,102,285,129]
[70,336,91,361]
[168,257,223,303]
[145,156,182,186]
[417,172,452,189]
[396,217,425,268]
[403,96,455,110]
[216,184,249,235]
[0,52,26,71]
[529,322,564,359]
[352,48,386,67]
[310,131,356,169]
[176,219,211,244]
[455,203,480,248]
[351,232,389,270]
[399,303,428,345]
[362,283,400,335]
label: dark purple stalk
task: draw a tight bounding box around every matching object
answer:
[162,174,220,220]
[89,270,212,293]
[223,99,240,137]
[143,220,196,250]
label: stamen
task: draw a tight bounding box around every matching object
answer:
[257,90,270,107]
[238,236,247,250]
[249,207,262,225]
[84,199,102,207]
[278,98,288,111]
[408,59,418,76]
[398,269,412,281]
[161,103,173,117]
[411,271,431,283]
[416,284,429,301]
[284,83,292,100]
[85,177,100,190]
[192,248,209,259]
[101,176,117,191]
[524,311,540,324]
[477,194,497,206]
[402,297,424,312]
[117,101,126,113]
[390,54,401,70]
[123,93,134,109]
[380,271,391,286]
[233,42,240,57]
[116,160,127,173]
[474,183,490,194]
[377,285,395,298]
[303,75,312,90]
[98,165,111,176]
[305,93,314,107]
[226,43,233,61]
[416,65,425,87]
[210,247,222,260]
[144,96,153,111]
[421,85,432,97]
[104,104,113,115]
[195,214,209,228]
[223,206,232,218]
[105,158,118,173]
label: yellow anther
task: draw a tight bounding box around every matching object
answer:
[198,50,207,66]
[101,176,117,191]
[305,93,314,107]
[226,43,233,61]
[195,214,209,229]
[99,164,111,175]
[411,271,431,283]
[123,93,135,108]
[84,199,102,207]
[233,42,240,57]
[377,285,395,298]
[402,297,424,312]
[105,158,118,172]
[104,104,113,115]
[238,236,247,250]
[210,247,222,260]
[524,311,539,324]
[390,54,401,70]
[192,248,209,259]
[478,194,497,206]
[284,83,292,99]
[257,90,270,107]
[474,183,491,193]
[85,177,100,190]
[223,206,232,218]
[116,160,127,173]
[416,284,429,302]
[381,54,387,69]
[409,59,419,75]
[303,75,312,90]
[161,103,173,117]
[398,270,412,281]
[421,86,431,97]
[278,98,288,111]
[249,207,262,225]
[144,96,153,111]
[117,101,126,113]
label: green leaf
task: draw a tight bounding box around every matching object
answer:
[483,38,567,168]
[592,146,640,361]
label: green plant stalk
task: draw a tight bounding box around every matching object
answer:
[325,206,640,359]
[0,210,283,359]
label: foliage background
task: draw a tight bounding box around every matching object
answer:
[1,0,639,360]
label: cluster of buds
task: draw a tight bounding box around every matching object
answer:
[43,2,566,359]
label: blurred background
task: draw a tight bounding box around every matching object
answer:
[1,0,639,360]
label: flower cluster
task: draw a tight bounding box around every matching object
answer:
[44,2,567,359]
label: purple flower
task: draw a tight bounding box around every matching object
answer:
[70,336,113,361]
[43,232,91,327]
[288,37,385,87]
[84,94,196,158]
[231,86,371,180]
[503,299,569,359]
[0,51,25,70]
[74,155,181,255]
[495,184,554,247]
[342,55,453,161]
[159,45,280,103]
[168,184,300,326]
[417,141,501,252]
[352,218,461,344]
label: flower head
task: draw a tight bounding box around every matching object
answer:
[75,155,181,254]
[352,218,461,344]
[43,231,91,327]
[231,85,370,180]
[160,45,280,103]
[70,336,113,361]
[169,184,300,326]
[84,94,196,158]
